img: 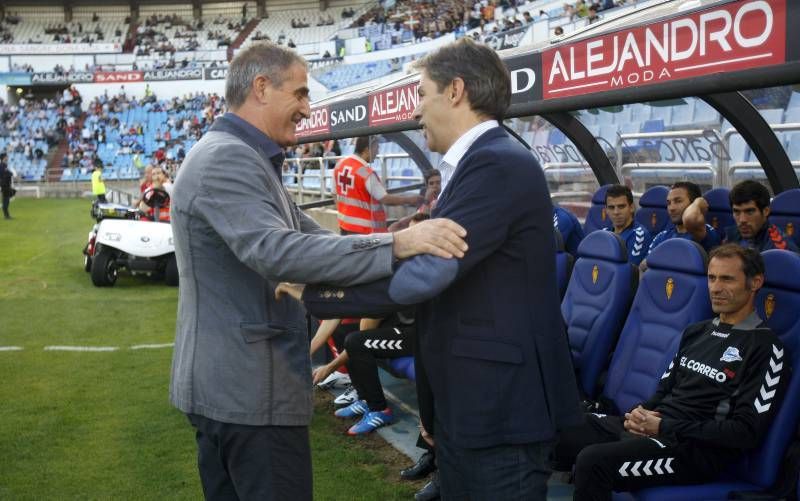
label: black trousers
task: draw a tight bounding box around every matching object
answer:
[2,192,10,218]
[187,414,312,501]
[554,414,734,501]
[344,324,415,411]
[436,426,552,501]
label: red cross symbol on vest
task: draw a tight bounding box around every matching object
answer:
[337,166,355,195]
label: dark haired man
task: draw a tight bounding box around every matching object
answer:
[297,38,582,499]
[725,180,797,252]
[0,152,13,219]
[643,181,721,270]
[333,135,423,235]
[554,244,787,500]
[603,184,651,266]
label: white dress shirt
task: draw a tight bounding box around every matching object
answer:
[438,119,500,191]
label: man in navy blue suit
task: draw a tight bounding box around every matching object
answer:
[291,39,582,499]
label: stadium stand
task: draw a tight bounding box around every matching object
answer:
[0,5,128,46]
[562,230,638,399]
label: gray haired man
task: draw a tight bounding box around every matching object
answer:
[169,42,468,500]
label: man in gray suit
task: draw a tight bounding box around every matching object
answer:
[169,42,467,501]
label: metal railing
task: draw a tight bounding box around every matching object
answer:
[282,152,423,204]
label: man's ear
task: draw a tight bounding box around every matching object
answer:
[750,274,765,292]
[450,78,466,105]
[253,75,271,104]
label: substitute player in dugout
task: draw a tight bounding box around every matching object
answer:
[554,244,788,500]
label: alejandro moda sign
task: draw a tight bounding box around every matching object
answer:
[144,68,203,81]
[203,67,228,80]
[330,98,369,130]
[542,0,786,99]
[31,72,94,85]
[368,81,419,127]
[296,106,330,138]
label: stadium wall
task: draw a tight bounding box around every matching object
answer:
[73,79,226,107]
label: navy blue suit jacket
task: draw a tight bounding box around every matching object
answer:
[303,127,582,448]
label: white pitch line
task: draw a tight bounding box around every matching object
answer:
[44,345,119,352]
[130,343,174,350]
[0,346,23,351]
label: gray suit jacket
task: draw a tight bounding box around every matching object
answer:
[169,115,394,426]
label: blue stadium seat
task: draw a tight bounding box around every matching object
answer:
[562,231,638,399]
[386,357,416,381]
[602,239,711,415]
[584,184,614,234]
[769,189,800,247]
[626,250,800,500]
[703,188,734,233]
[555,230,574,300]
[634,186,670,235]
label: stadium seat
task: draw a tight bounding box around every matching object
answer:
[623,250,800,500]
[584,184,614,234]
[703,188,734,232]
[634,186,670,235]
[601,239,711,415]
[769,189,800,247]
[385,357,416,381]
[561,231,638,399]
[555,230,574,300]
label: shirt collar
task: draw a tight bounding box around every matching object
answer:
[712,311,763,330]
[217,112,285,170]
[441,119,499,169]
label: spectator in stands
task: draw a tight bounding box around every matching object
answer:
[333,135,423,235]
[554,205,585,256]
[91,164,107,203]
[604,184,652,266]
[168,41,467,501]
[724,180,798,252]
[554,245,787,500]
[553,25,564,36]
[643,181,721,271]
[0,152,13,219]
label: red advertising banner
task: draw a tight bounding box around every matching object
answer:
[295,106,330,138]
[542,0,786,99]
[368,81,419,127]
[93,71,144,83]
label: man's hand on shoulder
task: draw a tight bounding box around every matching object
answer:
[392,218,468,260]
[275,282,305,301]
[683,197,709,240]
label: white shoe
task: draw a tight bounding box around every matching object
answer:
[317,371,351,389]
[334,385,359,406]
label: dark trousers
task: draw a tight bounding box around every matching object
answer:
[436,425,552,501]
[344,324,415,411]
[2,193,9,218]
[187,414,312,501]
[554,414,733,501]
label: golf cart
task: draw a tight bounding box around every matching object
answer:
[83,189,178,287]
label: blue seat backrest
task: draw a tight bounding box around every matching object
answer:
[703,188,734,233]
[602,239,711,414]
[386,357,416,381]
[733,250,800,487]
[562,231,638,398]
[769,189,800,247]
[634,186,670,235]
[584,184,613,234]
[555,230,574,300]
